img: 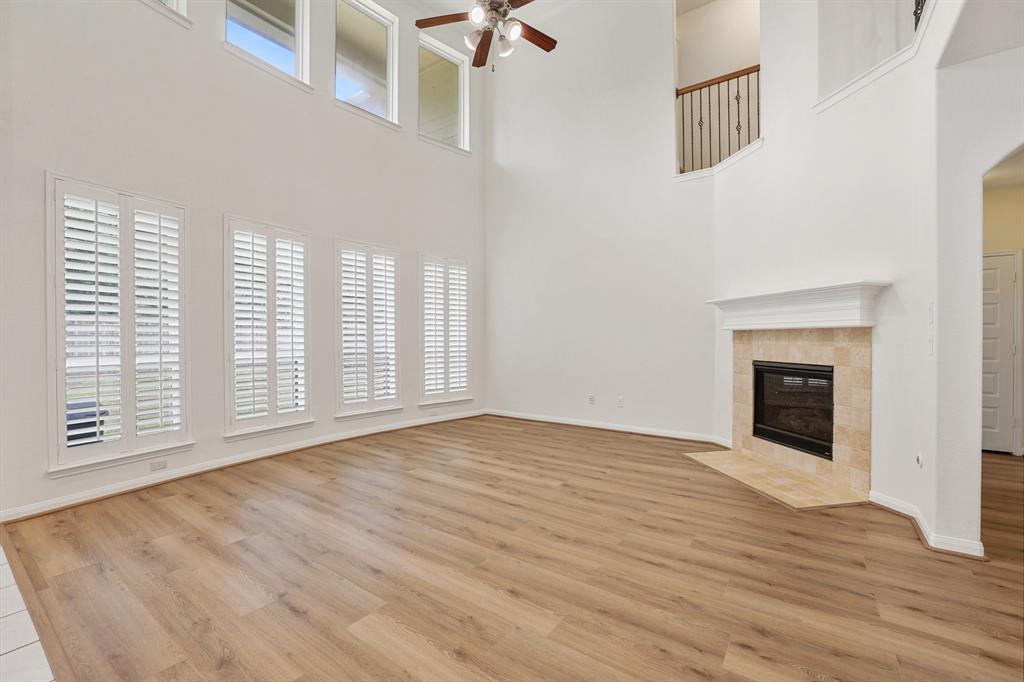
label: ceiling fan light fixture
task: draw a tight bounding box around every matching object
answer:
[497,33,515,58]
[505,18,523,41]
[469,4,486,26]
[464,29,482,50]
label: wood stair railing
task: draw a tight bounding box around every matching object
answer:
[676,64,760,174]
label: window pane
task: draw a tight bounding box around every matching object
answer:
[419,47,460,147]
[336,1,389,119]
[227,0,296,76]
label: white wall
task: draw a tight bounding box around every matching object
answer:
[485,0,1015,554]
[817,0,916,97]
[713,0,942,538]
[676,0,760,87]
[484,1,720,441]
[0,0,487,517]
[934,44,1024,542]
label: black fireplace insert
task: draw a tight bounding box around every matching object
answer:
[753,361,834,460]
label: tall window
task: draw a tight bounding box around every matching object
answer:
[422,256,469,401]
[50,177,188,469]
[335,0,398,123]
[225,217,310,434]
[337,241,399,414]
[227,0,310,82]
[418,35,469,150]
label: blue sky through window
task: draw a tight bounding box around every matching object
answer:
[227,18,294,75]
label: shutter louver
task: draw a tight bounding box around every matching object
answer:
[447,263,468,392]
[423,261,446,395]
[372,253,397,400]
[232,230,269,421]
[134,208,182,436]
[275,238,306,413]
[63,192,122,446]
[340,248,369,405]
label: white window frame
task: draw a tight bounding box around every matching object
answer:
[419,255,472,405]
[334,0,400,125]
[138,0,193,28]
[224,0,312,87]
[418,34,470,152]
[223,215,313,439]
[45,172,193,476]
[335,240,401,418]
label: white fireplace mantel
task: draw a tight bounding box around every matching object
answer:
[707,281,891,330]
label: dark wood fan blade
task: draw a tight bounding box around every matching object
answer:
[472,28,493,68]
[415,12,469,29]
[509,0,535,8]
[519,21,557,52]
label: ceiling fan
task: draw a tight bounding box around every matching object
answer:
[415,0,558,69]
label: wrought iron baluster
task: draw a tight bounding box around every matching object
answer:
[734,85,742,150]
[698,88,704,169]
[689,92,694,172]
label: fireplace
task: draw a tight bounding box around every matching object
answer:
[753,361,834,460]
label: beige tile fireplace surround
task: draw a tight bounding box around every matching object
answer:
[691,328,872,509]
[692,282,888,510]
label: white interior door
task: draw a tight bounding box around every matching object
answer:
[982,253,1016,452]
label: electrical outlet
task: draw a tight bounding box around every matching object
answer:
[587,394,595,405]
[616,395,625,408]
[150,460,167,472]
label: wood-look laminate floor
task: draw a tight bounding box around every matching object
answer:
[3,416,1022,681]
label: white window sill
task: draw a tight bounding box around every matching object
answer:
[223,42,313,94]
[334,99,401,132]
[335,405,404,421]
[223,418,315,442]
[418,133,471,158]
[137,0,193,29]
[418,395,474,408]
[49,440,196,478]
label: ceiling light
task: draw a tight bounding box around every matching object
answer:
[505,18,523,41]
[497,34,515,58]
[469,4,486,26]
[464,29,482,50]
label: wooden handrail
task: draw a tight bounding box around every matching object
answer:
[676,64,760,97]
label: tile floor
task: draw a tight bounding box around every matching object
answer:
[0,545,53,682]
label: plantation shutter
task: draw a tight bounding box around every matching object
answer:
[372,253,397,400]
[337,242,399,412]
[275,238,306,413]
[422,257,469,400]
[134,203,182,436]
[340,248,369,405]
[62,188,123,446]
[422,261,446,395]
[446,263,468,392]
[232,229,269,421]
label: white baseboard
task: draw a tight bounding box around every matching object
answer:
[0,410,484,523]
[869,490,985,558]
[483,409,731,449]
